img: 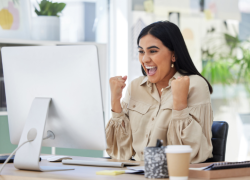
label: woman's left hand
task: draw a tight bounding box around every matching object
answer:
[171,76,190,111]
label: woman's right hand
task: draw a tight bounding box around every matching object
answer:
[109,76,127,113]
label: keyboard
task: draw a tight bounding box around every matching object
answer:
[62,159,140,168]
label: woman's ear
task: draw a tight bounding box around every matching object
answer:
[172,52,176,62]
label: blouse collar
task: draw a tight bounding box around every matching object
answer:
[140,71,182,91]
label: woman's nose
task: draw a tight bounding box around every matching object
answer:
[142,54,151,63]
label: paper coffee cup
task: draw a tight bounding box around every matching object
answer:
[165,145,192,180]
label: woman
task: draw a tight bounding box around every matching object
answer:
[106,21,213,163]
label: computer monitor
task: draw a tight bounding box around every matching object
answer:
[1,45,106,171]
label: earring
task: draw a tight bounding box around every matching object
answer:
[171,63,174,68]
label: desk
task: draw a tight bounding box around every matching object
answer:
[0,155,249,180]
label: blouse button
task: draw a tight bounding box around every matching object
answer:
[146,134,148,138]
[152,118,154,121]
[141,152,143,155]
[133,105,136,108]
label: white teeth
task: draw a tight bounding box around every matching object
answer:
[145,66,156,69]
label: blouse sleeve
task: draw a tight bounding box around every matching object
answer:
[167,76,213,163]
[167,103,213,163]
[105,84,135,160]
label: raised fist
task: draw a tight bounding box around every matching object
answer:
[171,76,190,111]
[109,76,127,100]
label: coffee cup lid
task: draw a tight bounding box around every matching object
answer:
[165,145,192,153]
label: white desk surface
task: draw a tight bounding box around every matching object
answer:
[0,155,249,180]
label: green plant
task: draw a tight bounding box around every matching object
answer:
[202,60,234,85]
[201,25,250,93]
[35,0,66,17]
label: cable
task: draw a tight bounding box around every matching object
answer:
[43,133,53,140]
[0,139,33,174]
[0,133,53,175]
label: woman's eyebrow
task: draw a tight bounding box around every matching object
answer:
[147,46,159,49]
[138,45,160,49]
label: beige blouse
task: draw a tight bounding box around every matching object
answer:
[105,71,213,163]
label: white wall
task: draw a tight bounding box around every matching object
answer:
[109,0,130,110]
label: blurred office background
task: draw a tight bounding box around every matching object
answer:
[0,0,250,162]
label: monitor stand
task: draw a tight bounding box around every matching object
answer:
[14,98,74,171]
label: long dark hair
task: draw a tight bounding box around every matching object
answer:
[137,21,213,94]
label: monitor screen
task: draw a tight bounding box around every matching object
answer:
[1,45,106,151]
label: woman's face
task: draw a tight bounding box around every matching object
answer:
[138,34,175,84]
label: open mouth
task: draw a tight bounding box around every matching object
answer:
[145,66,157,76]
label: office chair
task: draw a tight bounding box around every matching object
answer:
[204,121,229,162]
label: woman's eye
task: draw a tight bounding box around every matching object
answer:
[138,51,144,54]
[150,50,157,53]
